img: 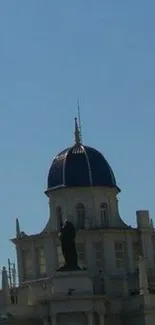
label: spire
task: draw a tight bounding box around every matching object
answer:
[16,218,21,238]
[74,117,81,145]
[1,266,11,305]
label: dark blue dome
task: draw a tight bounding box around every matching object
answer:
[47,144,120,191]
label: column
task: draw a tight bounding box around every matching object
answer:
[141,231,154,269]
[16,246,23,284]
[87,311,93,325]
[51,314,57,325]
[139,256,149,295]
[31,241,37,279]
[99,313,105,325]
[126,234,134,272]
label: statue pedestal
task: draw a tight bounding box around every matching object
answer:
[52,271,93,295]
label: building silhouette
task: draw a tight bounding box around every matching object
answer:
[0,118,155,325]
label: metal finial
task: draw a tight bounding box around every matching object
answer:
[77,99,82,143]
[74,117,81,145]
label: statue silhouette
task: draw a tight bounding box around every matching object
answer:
[58,221,80,271]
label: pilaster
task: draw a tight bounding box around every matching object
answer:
[31,241,37,279]
[16,245,23,284]
[51,314,57,325]
[87,311,93,325]
[126,233,134,272]
[99,313,105,325]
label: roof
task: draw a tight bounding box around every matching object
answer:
[47,144,120,191]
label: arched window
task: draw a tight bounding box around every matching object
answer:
[76,203,85,229]
[100,203,109,227]
[56,206,63,230]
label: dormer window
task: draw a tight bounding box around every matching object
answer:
[56,206,63,230]
[100,203,109,227]
[76,203,85,229]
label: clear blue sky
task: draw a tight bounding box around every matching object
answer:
[0,0,155,271]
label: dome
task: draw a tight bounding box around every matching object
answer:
[47,143,120,192]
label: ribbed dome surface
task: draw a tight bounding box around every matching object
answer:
[47,144,120,191]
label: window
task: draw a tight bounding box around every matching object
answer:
[56,206,63,230]
[36,247,46,276]
[57,245,64,268]
[76,203,85,229]
[115,242,126,269]
[100,203,109,227]
[93,241,103,269]
[22,249,33,280]
[76,242,86,268]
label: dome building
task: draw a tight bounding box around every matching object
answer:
[0,118,155,325]
[47,130,119,191]
[44,118,124,233]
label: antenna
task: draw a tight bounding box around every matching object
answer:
[77,99,82,143]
